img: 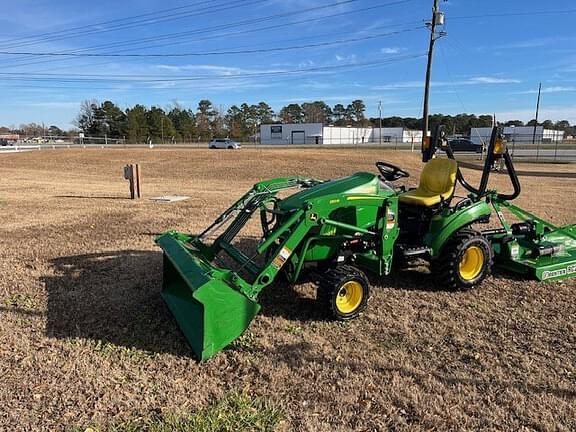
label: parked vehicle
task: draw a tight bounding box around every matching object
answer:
[447,138,483,153]
[209,139,241,149]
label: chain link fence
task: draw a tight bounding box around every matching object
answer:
[2,133,575,162]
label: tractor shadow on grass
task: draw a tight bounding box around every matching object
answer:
[41,242,465,356]
[43,250,193,357]
[229,237,328,322]
[258,265,443,322]
[258,278,326,322]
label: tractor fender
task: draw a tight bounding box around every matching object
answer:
[424,200,492,257]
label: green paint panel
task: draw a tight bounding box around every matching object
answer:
[157,233,260,361]
[491,221,576,283]
[279,172,379,210]
[425,200,492,256]
[534,254,576,281]
[497,252,576,282]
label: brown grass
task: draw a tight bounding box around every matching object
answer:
[0,148,575,431]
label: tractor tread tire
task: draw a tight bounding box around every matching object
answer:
[318,265,370,321]
[432,229,493,291]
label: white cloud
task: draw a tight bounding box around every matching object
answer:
[27,101,81,108]
[380,47,401,54]
[373,76,521,90]
[468,77,521,84]
[372,81,422,90]
[298,80,334,90]
[334,54,357,63]
[145,79,275,92]
[495,106,576,124]
[154,64,285,75]
[514,86,576,95]
[297,60,315,68]
[278,95,403,104]
[478,36,576,52]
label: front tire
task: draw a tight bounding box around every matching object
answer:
[318,265,370,321]
[433,229,492,291]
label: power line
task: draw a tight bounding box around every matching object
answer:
[0,0,269,50]
[0,27,423,58]
[0,0,360,51]
[1,0,415,70]
[0,53,427,83]
[451,9,576,20]
[0,0,385,69]
[0,54,426,93]
[0,0,226,46]
[19,20,424,75]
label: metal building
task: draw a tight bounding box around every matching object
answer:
[260,124,422,145]
[470,127,564,145]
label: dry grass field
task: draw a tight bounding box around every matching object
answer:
[0,148,575,431]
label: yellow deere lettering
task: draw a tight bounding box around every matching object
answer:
[324,227,337,236]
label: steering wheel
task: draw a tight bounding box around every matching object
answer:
[375,161,410,181]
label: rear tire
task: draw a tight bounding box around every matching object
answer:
[318,265,370,321]
[433,229,492,291]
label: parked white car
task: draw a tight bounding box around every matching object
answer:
[209,138,241,149]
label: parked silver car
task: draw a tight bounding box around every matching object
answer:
[209,138,241,149]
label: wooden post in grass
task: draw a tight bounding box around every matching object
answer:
[124,164,142,199]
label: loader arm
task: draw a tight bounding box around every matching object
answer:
[155,177,321,360]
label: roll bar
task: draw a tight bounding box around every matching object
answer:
[422,125,521,200]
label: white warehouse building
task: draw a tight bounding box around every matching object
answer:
[260,123,423,145]
[470,127,564,145]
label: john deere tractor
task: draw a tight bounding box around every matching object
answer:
[156,126,576,360]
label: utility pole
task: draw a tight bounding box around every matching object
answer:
[378,100,382,145]
[532,82,542,145]
[422,0,446,143]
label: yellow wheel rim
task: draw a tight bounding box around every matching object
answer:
[459,246,484,280]
[335,281,363,314]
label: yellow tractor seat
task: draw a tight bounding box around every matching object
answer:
[399,158,458,207]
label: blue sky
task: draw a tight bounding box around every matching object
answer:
[1,0,576,129]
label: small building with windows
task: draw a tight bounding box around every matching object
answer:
[260,123,323,145]
[260,123,422,145]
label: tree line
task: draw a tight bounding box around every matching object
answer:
[2,98,574,142]
[72,99,376,143]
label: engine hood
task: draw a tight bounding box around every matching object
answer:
[279,172,393,210]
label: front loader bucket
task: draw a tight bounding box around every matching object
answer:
[157,233,260,361]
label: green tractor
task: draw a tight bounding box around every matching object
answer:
[156,126,576,360]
